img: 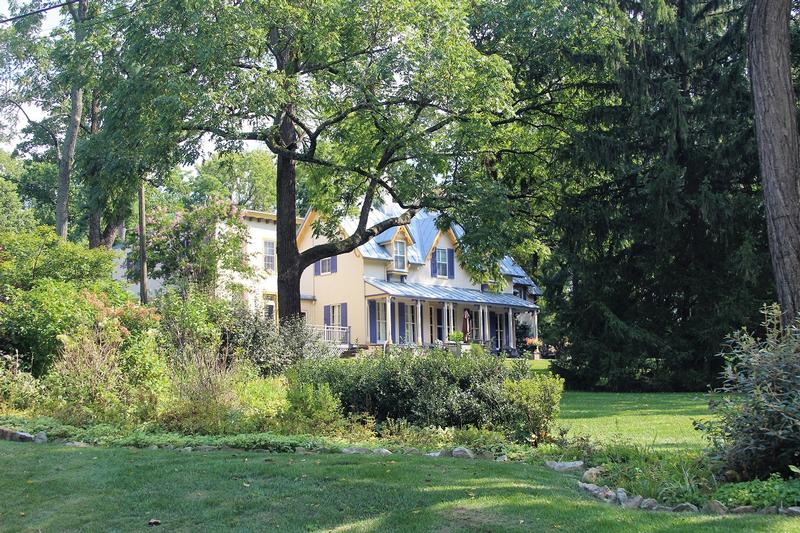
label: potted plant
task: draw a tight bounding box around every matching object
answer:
[448,331,466,355]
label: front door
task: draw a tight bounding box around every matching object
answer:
[436,307,444,341]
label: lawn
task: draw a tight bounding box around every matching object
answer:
[516,359,711,450]
[2,441,797,533]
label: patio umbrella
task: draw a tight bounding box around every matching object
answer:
[462,309,471,340]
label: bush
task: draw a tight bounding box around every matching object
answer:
[0,226,114,294]
[501,374,564,445]
[279,373,345,435]
[226,311,338,375]
[697,305,800,479]
[713,474,800,509]
[296,348,508,430]
[42,321,164,426]
[0,352,40,410]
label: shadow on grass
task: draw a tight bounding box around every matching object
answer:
[0,443,789,533]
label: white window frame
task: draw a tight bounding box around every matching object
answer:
[330,303,342,327]
[394,240,407,271]
[320,256,332,275]
[436,248,448,278]
[404,304,416,343]
[376,301,387,342]
[263,241,276,271]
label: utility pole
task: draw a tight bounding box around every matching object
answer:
[138,180,148,304]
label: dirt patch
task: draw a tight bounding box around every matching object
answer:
[436,506,516,532]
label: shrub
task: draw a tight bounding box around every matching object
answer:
[0,352,40,410]
[713,474,800,508]
[697,305,800,479]
[280,372,345,435]
[226,311,338,375]
[42,321,164,426]
[0,226,114,294]
[501,374,564,445]
[297,348,531,433]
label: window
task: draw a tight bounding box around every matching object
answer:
[376,301,387,342]
[394,240,407,271]
[404,304,416,343]
[263,241,276,271]
[330,304,342,327]
[320,256,332,274]
[435,248,448,278]
[263,294,276,321]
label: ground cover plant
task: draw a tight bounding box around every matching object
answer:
[1,441,796,533]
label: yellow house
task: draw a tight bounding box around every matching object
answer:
[297,202,540,352]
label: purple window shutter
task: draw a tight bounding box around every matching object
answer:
[331,255,338,273]
[398,302,406,343]
[391,302,397,342]
[431,250,438,277]
[340,303,347,327]
[447,249,455,279]
[368,301,377,343]
[323,305,330,326]
[314,261,321,276]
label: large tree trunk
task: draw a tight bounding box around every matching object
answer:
[748,0,800,326]
[55,0,89,239]
[276,109,302,319]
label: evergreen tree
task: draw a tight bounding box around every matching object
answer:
[548,0,775,391]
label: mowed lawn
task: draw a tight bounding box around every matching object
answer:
[2,442,797,533]
[526,359,711,449]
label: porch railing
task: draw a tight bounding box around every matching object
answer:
[310,325,351,347]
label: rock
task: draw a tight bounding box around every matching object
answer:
[731,505,756,514]
[672,503,699,513]
[758,506,777,515]
[194,445,218,452]
[403,448,419,455]
[624,495,644,509]
[0,428,34,442]
[478,451,495,460]
[615,488,628,505]
[703,500,728,515]
[785,507,800,517]
[180,447,193,453]
[33,432,47,444]
[544,460,584,472]
[598,487,617,504]
[148,519,161,526]
[640,498,659,510]
[425,451,441,457]
[342,447,372,455]
[147,445,159,450]
[451,447,475,459]
[373,448,392,456]
[495,455,509,463]
[577,482,601,494]
[581,466,605,483]
[655,505,673,512]
[438,448,453,457]
[64,441,90,448]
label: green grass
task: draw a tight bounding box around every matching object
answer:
[559,391,711,450]
[2,441,797,532]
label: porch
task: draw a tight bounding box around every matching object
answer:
[364,278,538,353]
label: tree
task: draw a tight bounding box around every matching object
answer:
[544,0,775,391]
[190,150,277,211]
[117,0,518,318]
[748,0,800,326]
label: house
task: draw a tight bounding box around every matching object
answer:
[297,202,541,352]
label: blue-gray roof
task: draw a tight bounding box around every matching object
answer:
[364,277,538,310]
[339,202,540,293]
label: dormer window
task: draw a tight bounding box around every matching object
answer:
[435,248,448,278]
[394,241,407,271]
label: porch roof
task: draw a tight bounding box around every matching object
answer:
[364,277,538,310]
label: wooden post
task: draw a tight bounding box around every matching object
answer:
[138,180,148,305]
[416,300,423,345]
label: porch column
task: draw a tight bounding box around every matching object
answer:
[443,302,449,341]
[385,295,393,344]
[481,305,489,343]
[532,309,539,340]
[416,300,423,345]
[508,308,515,349]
